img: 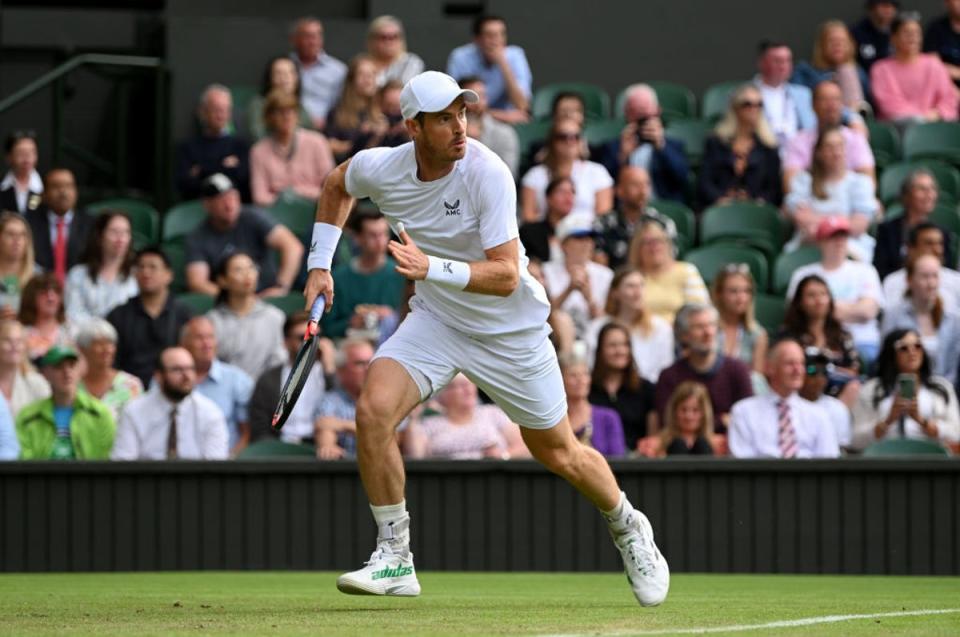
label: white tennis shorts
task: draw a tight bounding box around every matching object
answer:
[372,305,567,429]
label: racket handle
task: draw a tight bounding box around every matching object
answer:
[305,294,326,340]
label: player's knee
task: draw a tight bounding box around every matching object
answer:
[532,444,579,478]
[355,392,400,432]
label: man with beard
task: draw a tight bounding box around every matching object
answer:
[111,346,228,460]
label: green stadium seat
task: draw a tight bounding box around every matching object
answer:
[87,198,161,245]
[701,81,744,122]
[163,199,205,242]
[902,121,960,166]
[265,293,307,316]
[683,243,768,291]
[237,439,316,459]
[514,120,553,168]
[754,293,787,337]
[878,160,960,205]
[861,438,949,456]
[700,202,782,249]
[269,194,316,240]
[773,245,821,296]
[665,119,712,167]
[614,81,697,123]
[531,82,610,121]
[584,118,625,147]
[162,241,188,293]
[228,84,259,133]
[177,292,215,315]
[650,199,697,247]
[865,121,901,170]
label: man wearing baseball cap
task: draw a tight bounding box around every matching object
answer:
[302,70,670,605]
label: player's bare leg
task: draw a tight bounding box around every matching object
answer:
[522,417,670,606]
[336,358,423,597]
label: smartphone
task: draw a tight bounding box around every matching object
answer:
[896,373,916,400]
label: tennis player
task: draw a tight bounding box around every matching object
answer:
[304,71,669,606]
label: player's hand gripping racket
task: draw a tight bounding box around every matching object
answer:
[271,294,326,432]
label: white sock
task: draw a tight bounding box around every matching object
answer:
[601,492,636,533]
[370,500,410,555]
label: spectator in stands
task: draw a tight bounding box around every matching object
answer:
[17,344,114,460]
[784,127,879,261]
[519,177,575,263]
[698,83,782,207]
[406,374,527,460]
[446,15,532,123]
[793,21,870,110]
[322,211,405,340]
[851,328,960,449]
[541,212,613,337]
[754,40,817,147]
[526,258,576,358]
[0,320,49,418]
[925,0,960,87]
[64,211,138,326]
[462,77,520,177]
[875,170,955,280]
[783,80,874,190]
[249,90,335,207]
[561,354,626,457]
[588,322,656,452]
[729,338,840,458]
[289,17,347,129]
[787,218,884,363]
[248,56,312,141]
[781,274,862,407]
[75,319,142,421]
[655,382,716,456]
[521,119,613,222]
[185,173,303,297]
[366,15,424,87]
[0,388,16,458]
[326,55,391,163]
[180,316,253,456]
[0,213,37,319]
[585,268,674,383]
[712,265,769,373]
[316,338,375,460]
[881,253,960,384]
[596,84,689,203]
[1,130,41,214]
[27,168,93,284]
[851,0,898,71]
[871,12,959,124]
[883,222,960,309]
[552,92,586,127]
[112,346,228,460]
[655,304,754,442]
[175,85,250,201]
[799,346,853,449]
[595,166,677,269]
[18,274,71,361]
[248,311,333,445]
[627,219,709,323]
[206,252,286,380]
[108,247,193,387]
[377,80,410,148]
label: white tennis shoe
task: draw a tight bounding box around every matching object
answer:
[611,510,670,607]
[336,544,421,597]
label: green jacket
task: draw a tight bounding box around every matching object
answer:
[15,391,116,460]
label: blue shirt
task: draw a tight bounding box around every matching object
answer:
[0,392,19,460]
[317,388,357,457]
[195,359,254,448]
[446,43,532,110]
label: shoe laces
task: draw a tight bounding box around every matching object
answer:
[364,543,396,566]
[622,514,658,578]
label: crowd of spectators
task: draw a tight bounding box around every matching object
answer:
[3,5,960,463]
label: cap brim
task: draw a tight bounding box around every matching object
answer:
[409,88,479,119]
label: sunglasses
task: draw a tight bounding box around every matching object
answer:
[895,342,924,354]
[721,263,751,275]
[737,100,763,109]
[553,133,581,142]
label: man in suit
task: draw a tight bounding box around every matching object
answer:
[26,168,93,284]
[0,131,43,214]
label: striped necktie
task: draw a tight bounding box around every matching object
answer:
[777,398,798,459]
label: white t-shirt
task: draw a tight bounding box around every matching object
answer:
[883,267,960,312]
[346,139,550,337]
[786,260,884,349]
[541,260,613,337]
[521,160,613,221]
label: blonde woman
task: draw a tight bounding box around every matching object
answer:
[698,84,782,207]
[0,319,49,418]
[366,15,424,87]
[0,213,37,319]
[658,382,715,456]
[711,265,768,373]
[793,20,869,111]
[326,55,390,162]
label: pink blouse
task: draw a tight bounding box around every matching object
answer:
[250,129,335,206]
[870,54,959,122]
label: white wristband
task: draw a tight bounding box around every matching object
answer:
[307,222,342,271]
[426,255,471,290]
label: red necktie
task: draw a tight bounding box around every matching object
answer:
[54,217,67,285]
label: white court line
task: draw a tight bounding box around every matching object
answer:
[537,608,960,636]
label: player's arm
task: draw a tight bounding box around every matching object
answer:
[303,159,355,311]
[389,229,520,298]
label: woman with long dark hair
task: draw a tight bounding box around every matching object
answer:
[561,353,626,458]
[326,55,390,163]
[588,322,655,452]
[851,328,959,449]
[248,55,313,140]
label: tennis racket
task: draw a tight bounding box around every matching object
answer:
[271,294,326,432]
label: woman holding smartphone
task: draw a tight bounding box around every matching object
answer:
[851,328,960,450]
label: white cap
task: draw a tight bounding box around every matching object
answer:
[555,212,598,242]
[400,71,479,121]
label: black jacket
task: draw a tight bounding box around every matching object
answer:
[873,216,957,280]
[697,135,782,207]
[25,206,95,273]
[107,295,193,386]
[0,186,42,214]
